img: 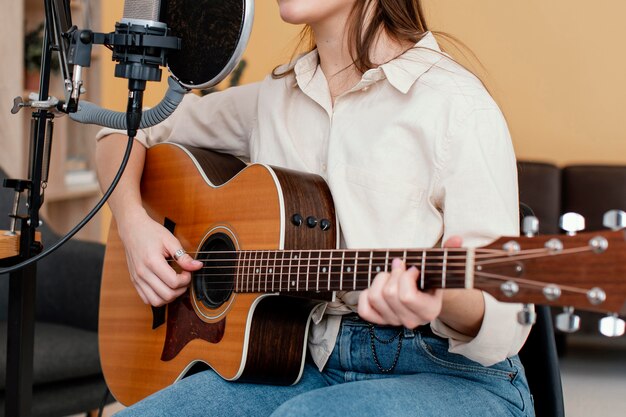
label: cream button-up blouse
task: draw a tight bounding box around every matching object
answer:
[98,32,531,369]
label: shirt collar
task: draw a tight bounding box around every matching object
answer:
[293,31,445,95]
[379,31,445,94]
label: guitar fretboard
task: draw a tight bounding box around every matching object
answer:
[199,249,474,294]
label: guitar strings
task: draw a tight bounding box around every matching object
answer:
[169,246,583,265]
[167,245,590,272]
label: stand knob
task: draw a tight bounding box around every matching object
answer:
[556,307,581,333]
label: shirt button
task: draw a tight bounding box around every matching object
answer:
[321,163,328,172]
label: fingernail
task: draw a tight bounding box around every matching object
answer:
[192,260,203,266]
[392,258,403,268]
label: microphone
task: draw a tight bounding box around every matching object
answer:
[113,0,179,138]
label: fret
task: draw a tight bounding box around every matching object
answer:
[259,251,270,292]
[442,249,448,289]
[368,251,373,288]
[326,251,333,291]
[250,250,259,292]
[242,251,247,292]
[295,251,301,292]
[279,251,284,292]
[247,251,252,292]
[420,251,426,290]
[235,252,241,292]
[339,251,345,291]
[269,251,276,292]
[254,250,260,292]
[288,251,298,292]
[306,250,312,291]
[316,250,322,292]
[465,248,475,289]
[353,251,358,290]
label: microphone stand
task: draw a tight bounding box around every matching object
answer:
[2,1,58,415]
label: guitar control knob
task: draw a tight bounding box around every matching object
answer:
[599,313,626,337]
[320,219,331,231]
[555,307,581,333]
[559,212,585,236]
[603,210,626,231]
[291,214,303,226]
[306,216,318,228]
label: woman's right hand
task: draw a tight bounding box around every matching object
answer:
[118,212,203,307]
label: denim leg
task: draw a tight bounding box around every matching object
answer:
[271,373,524,417]
[274,317,534,417]
[114,363,329,417]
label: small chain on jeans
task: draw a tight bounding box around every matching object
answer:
[368,323,404,373]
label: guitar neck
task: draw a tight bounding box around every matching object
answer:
[199,248,474,294]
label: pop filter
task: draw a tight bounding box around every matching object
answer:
[161,0,254,89]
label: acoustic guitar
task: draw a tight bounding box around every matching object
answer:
[99,142,626,405]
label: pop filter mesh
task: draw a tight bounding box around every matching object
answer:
[161,0,250,89]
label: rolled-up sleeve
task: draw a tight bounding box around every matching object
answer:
[430,106,532,366]
[96,82,260,160]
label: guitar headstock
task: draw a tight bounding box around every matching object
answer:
[475,211,626,337]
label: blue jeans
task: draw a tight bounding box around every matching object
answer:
[115,316,534,416]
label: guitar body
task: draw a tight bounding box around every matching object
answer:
[99,143,337,405]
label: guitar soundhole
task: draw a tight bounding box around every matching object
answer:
[193,233,236,309]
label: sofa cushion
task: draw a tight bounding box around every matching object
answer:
[517,161,562,234]
[0,321,101,389]
[562,165,626,231]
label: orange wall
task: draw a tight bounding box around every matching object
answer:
[100,1,626,166]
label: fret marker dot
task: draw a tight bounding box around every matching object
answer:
[269,268,273,273]
[291,280,296,286]
[376,266,381,272]
[322,267,328,273]
[256,268,260,273]
[346,267,352,273]
[294,255,298,259]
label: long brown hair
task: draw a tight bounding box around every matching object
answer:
[273,0,430,78]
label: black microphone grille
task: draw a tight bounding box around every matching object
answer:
[123,0,161,22]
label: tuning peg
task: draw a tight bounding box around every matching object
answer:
[599,314,626,337]
[603,210,626,231]
[500,280,520,297]
[522,216,539,237]
[560,212,585,236]
[555,307,581,333]
[517,304,537,325]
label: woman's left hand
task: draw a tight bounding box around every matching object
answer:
[358,236,463,328]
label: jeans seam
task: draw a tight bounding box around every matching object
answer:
[417,336,516,380]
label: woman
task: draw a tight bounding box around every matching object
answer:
[97,1,534,416]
